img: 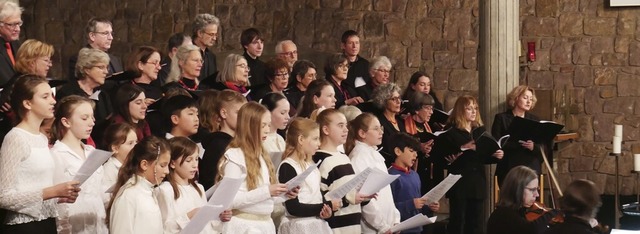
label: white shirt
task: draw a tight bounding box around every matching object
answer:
[222,148,274,215]
[264,132,285,167]
[0,128,57,225]
[349,141,401,233]
[109,175,163,234]
[102,156,122,204]
[156,182,222,234]
[51,141,108,234]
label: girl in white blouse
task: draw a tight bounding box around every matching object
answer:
[0,75,80,233]
[101,122,138,204]
[277,118,332,234]
[216,102,296,234]
[50,95,108,234]
[108,136,171,234]
[346,113,401,233]
[156,137,232,234]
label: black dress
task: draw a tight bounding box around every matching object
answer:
[491,111,544,186]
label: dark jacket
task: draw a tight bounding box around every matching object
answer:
[345,55,370,97]
[327,76,357,109]
[244,51,266,87]
[0,38,20,87]
[197,46,217,82]
[67,45,123,80]
[376,111,406,167]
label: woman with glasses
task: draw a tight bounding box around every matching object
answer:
[355,56,392,102]
[324,53,362,109]
[249,57,289,101]
[371,83,407,166]
[209,53,251,99]
[487,166,559,234]
[126,46,163,105]
[285,60,316,116]
[56,48,113,143]
[491,85,544,187]
[164,44,207,92]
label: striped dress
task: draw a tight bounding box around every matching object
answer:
[312,150,362,234]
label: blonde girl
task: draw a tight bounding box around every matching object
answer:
[347,113,401,233]
[277,118,332,234]
[216,102,295,234]
[156,137,231,234]
[108,136,171,233]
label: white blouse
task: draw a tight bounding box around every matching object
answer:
[222,148,274,215]
[0,127,57,225]
[155,182,221,234]
[109,175,163,234]
[349,140,401,233]
[102,156,122,205]
[51,141,108,234]
[264,132,285,167]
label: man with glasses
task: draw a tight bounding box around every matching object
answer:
[341,30,370,92]
[68,17,123,80]
[241,28,266,87]
[191,13,219,82]
[275,40,298,71]
[0,1,22,86]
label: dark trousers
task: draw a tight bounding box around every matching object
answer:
[448,197,484,234]
[2,218,56,234]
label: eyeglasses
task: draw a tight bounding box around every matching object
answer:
[145,60,162,67]
[1,21,23,29]
[189,58,204,64]
[203,31,218,38]
[93,31,113,37]
[92,65,108,70]
[388,96,402,103]
[236,64,250,70]
[279,50,297,57]
[422,105,433,111]
[274,73,289,77]
[376,69,391,74]
[524,187,539,194]
[338,63,350,69]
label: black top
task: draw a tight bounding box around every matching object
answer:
[154,56,172,86]
[375,111,406,167]
[248,83,274,102]
[284,85,303,115]
[67,45,123,80]
[491,111,544,185]
[278,162,330,217]
[354,82,376,102]
[327,76,357,109]
[199,131,233,190]
[345,55,370,98]
[163,78,209,92]
[544,216,597,234]
[0,38,20,87]
[133,82,163,101]
[197,46,217,82]
[431,126,500,199]
[244,51,267,87]
[487,206,558,234]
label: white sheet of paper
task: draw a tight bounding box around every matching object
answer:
[421,174,462,202]
[207,177,243,209]
[354,77,366,88]
[358,169,399,196]
[73,149,113,185]
[610,229,640,234]
[197,143,205,159]
[179,204,224,234]
[389,214,437,233]
[280,162,318,199]
[88,90,101,101]
[324,167,373,201]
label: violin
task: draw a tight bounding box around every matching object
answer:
[525,202,564,224]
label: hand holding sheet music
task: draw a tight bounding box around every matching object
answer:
[421,174,462,202]
[358,169,399,196]
[324,167,373,201]
[389,214,437,233]
[205,177,243,209]
[179,205,224,234]
[72,149,113,185]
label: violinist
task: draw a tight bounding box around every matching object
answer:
[487,166,560,234]
[544,179,603,234]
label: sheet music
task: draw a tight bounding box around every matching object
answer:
[179,204,224,234]
[73,149,113,185]
[280,162,319,199]
[358,169,399,196]
[324,167,373,201]
[389,214,437,233]
[610,229,639,234]
[197,143,205,159]
[206,177,243,209]
[498,135,510,146]
[421,174,462,202]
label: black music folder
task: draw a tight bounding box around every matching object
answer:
[507,117,564,143]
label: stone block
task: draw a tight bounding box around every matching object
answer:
[364,13,385,39]
[602,53,627,66]
[576,115,595,141]
[421,43,433,60]
[573,65,592,87]
[432,69,450,90]
[230,5,255,27]
[599,86,617,98]
[617,72,640,96]
[528,50,550,71]
[406,0,428,20]
[554,72,573,88]
[443,9,471,40]
[604,97,636,115]
[522,17,558,37]
[590,37,614,54]
[353,0,372,10]
[617,14,637,36]
[584,18,616,36]
[592,113,617,141]
[561,0,579,12]
[152,13,174,43]
[593,67,616,85]
[407,45,422,68]
[374,0,392,12]
[433,0,461,9]
[386,20,415,39]
[570,156,595,172]
[293,10,315,47]
[448,69,477,91]
[572,42,590,65]
[584,87,603,115]
[614,36,630,53]
[434,51,461,69]
[416,18,443,41]
[528,71,554,90]
[44,21,65,45]
[589,54,602,66]
[536,0,558,17]
[630,41,640,66]
[391,0,408,13]
[320,0,341,8]
[463,47,476,69]
[550,41,573,65]
[558,13,583,36]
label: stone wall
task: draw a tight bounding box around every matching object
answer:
[521,0,640,195]
[19,0,480,106]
